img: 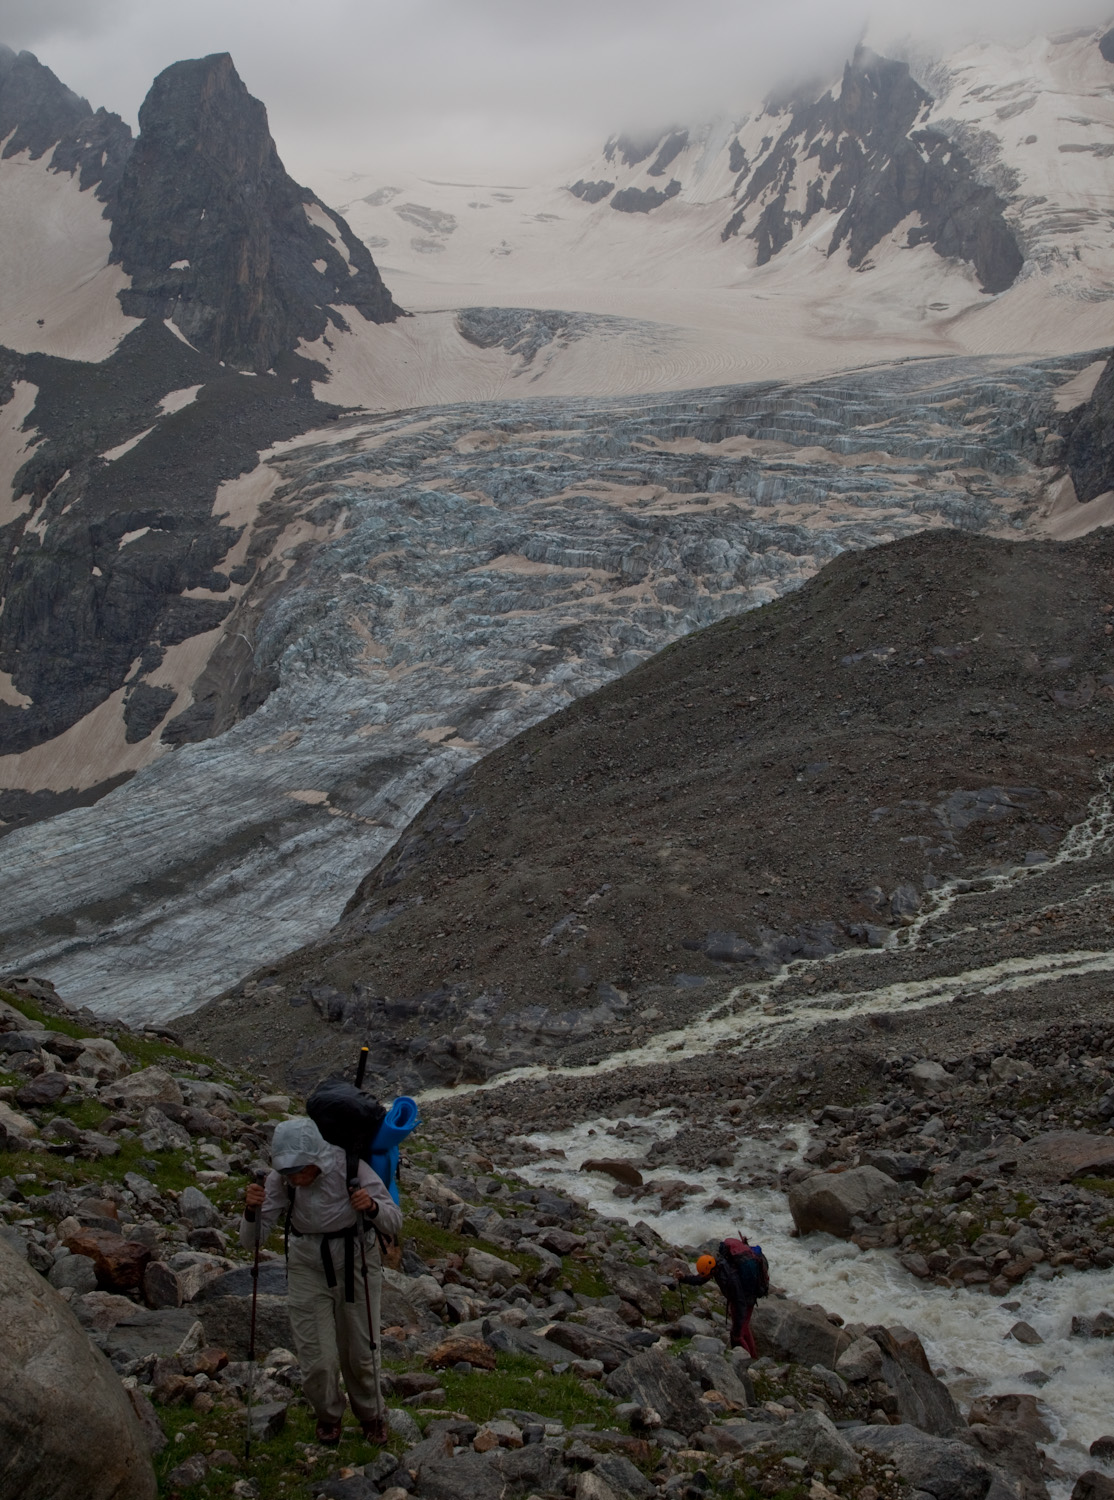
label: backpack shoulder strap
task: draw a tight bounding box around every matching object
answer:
[283,1183,295,1263]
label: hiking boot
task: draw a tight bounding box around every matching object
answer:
[315,1419,343,1446]
[361,1415,388,1445]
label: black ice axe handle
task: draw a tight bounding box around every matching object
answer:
[355,1044,369,1089]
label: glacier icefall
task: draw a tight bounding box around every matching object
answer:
[0,352,1092,1022]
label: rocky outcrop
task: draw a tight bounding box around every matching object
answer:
[0,321,343,759]
[569,179,614,204]
[0,1236,157,1499]
[110,53,401,371]
[611,180,681,213]
[1064,354,1114,502]
[604,132,667,168]
[723,47,1022,293]
[647,130,688,176]
[0,48,403,773]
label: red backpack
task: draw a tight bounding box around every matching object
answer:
[718,1237,770,1302]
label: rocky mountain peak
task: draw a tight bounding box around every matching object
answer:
[0,43,131,196]
[833,45,929,145]
[0,43,89,155]
[110,52,403,371]
[726,43,1023,293]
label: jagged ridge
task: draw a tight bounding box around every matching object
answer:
[724,47,1023,293]
[0,43,131,198]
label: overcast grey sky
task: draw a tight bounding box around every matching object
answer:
[2,0,1111,183]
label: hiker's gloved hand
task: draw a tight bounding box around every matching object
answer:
[350,1187,375,1213]
[245,1182,265,1210]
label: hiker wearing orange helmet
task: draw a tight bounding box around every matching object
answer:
[674,1236,769,1356]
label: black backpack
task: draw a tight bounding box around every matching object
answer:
[718,1238,770,1304]
[306,1079,386,1186]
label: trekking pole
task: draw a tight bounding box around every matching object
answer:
[356,1218,386,1434]
[350,1169,386,1438]
[244,1171,265,1462]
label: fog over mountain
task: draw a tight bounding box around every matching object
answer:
[6,0,1114,179]
[5,14,1114,1496]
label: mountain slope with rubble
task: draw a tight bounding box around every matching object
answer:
[180,521,1114,1093]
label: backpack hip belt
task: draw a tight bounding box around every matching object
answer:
[289,1221,361,1302]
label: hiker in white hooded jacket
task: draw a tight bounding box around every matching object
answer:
[241,1117,402,1445]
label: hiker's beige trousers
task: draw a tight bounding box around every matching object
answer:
[287,1231,382,1423]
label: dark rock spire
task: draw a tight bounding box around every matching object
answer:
[110,53,402,371]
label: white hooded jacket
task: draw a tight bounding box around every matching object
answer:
[239,1116,402,1249]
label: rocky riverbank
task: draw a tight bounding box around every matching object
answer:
[4,975,1114,1500]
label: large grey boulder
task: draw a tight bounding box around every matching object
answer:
[484,1324,575,1366]
[102,1307,201,1362]
[682,1350,752,1408]
[908,1060,953,1096]
[464,1248,519,1284]
[47,1253,98,1295]
[788,1166,901,1237]
[197,1294,291,1360]
[0,1236,156,1499]
[870,1325,964,1437]
[177,1186,221,1229]
[851,1424,993,1500]
[836,1335,883,1382]
[751,1297,853,1369]
[966,1420,1050,1500]
[601,1257,665,1316]
[100,1066,183,1110]
[415,1441,561,1500]
[545,1320,632,1371]
[138,1107,190,1153]
[775,1411,861,1475]
[604,1347,704,1436]
[591,1453,658,1498]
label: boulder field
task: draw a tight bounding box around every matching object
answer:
[4,976,1114,1500]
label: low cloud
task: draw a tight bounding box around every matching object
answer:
[3,0,1112,181]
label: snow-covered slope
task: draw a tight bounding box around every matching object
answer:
[312,28,1114,394]
[0,149,135,361]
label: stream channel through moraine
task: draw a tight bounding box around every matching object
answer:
[420,771,1114,1490]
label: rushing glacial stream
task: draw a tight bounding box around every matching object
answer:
[418,772,1114,1492]
[515,1115,1114,1495]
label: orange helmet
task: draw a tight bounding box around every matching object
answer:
[696,1254,716,1276]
